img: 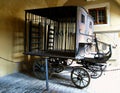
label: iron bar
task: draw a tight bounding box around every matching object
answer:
[24,11,27,53]
[61,22,64,50]
[45,58,49,90]
[29,21,32,52]
[38,22,41,51]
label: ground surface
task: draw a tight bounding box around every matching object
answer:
[0,63,120,93]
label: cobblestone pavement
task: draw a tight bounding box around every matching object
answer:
[0,64,120,93]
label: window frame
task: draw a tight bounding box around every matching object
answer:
[85,2,110,26]
[88,7,107,25]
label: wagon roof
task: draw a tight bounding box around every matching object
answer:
[25,6,82,19]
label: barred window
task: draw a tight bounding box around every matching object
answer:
[81,14,85,23]
[88,7,107,25]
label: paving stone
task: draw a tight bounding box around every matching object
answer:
[0,65,120,93]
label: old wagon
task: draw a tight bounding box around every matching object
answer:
[24,6,112,89]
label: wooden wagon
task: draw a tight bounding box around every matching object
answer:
[24,6,111,89]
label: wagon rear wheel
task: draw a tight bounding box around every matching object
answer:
[33,58,51,80]
[88,65,103,79]
[71,67,90,89]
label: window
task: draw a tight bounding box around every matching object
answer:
[88,7,107,25]
[81,14,85,23]
[89,21,92,28]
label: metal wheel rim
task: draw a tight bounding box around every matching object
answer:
[71,67,90,89]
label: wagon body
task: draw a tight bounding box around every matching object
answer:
[24,6,94,59]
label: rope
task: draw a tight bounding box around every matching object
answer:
[0,56,19,63]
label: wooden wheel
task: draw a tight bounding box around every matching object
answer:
[33,58,51,80]
[71,67,90,89]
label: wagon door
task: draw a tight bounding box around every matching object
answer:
[85,15,94,56]
[77,7,87,43]
[76,7,87,59]
[87,15,93,43]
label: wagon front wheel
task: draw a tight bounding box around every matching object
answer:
[71,67,90,89]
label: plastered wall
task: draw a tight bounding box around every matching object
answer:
[0,0,120,76]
